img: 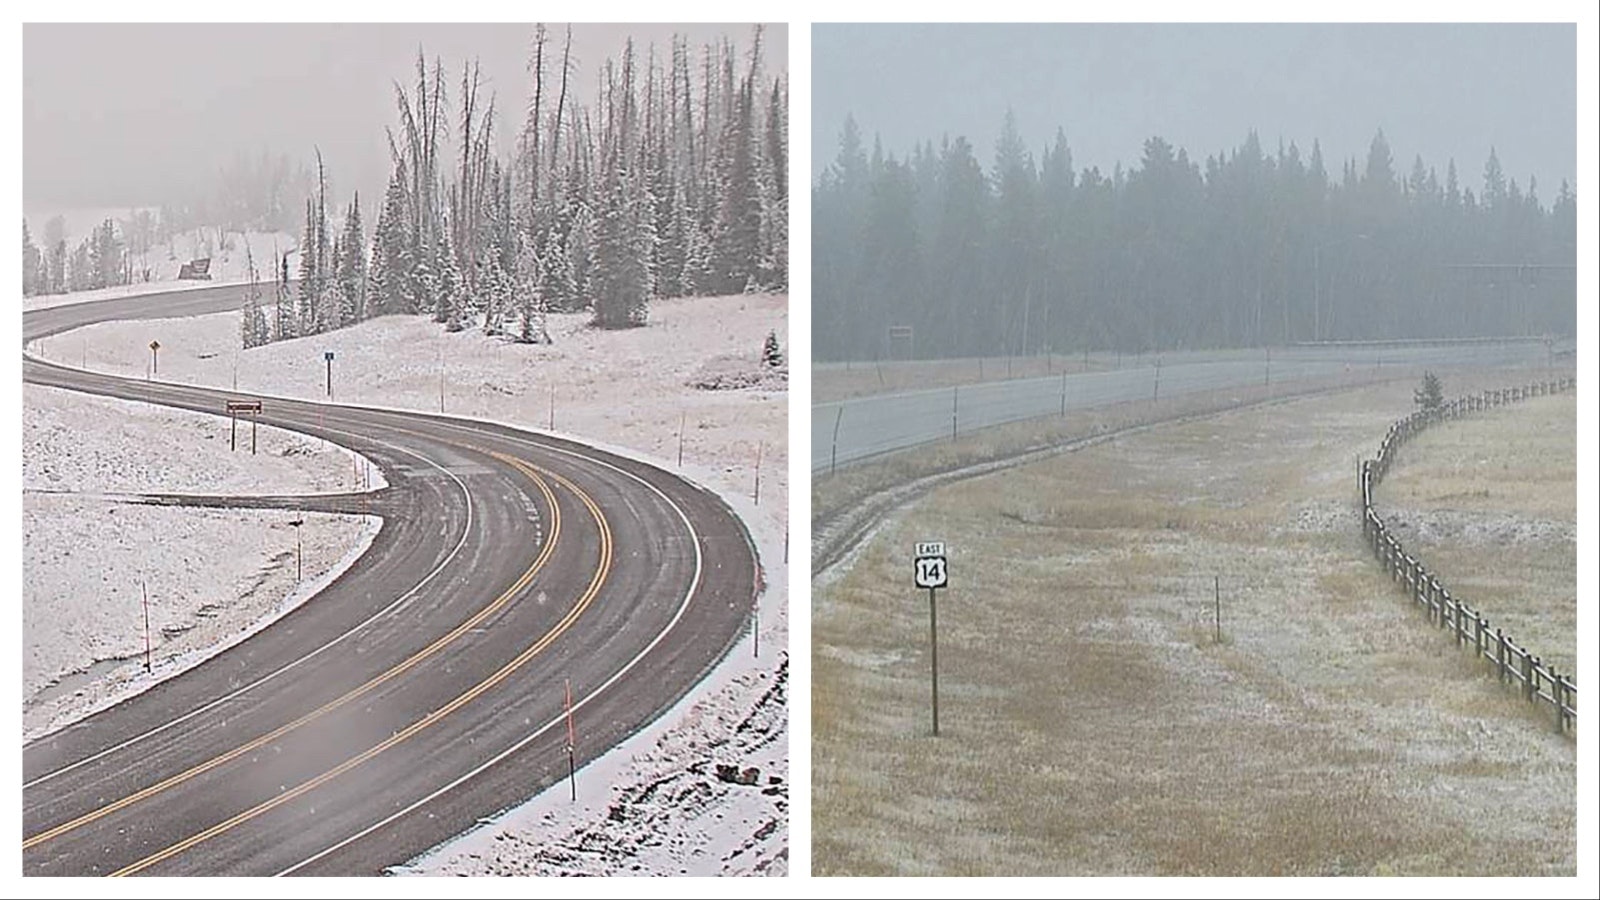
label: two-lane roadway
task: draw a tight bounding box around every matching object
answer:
[23,285,761,875]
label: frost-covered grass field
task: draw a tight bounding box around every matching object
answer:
[39,290,790,875]
[22,385,379,739]
[813,376,1575,876]
[1380,393,1577,676]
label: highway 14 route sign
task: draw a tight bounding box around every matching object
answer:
[914,541,947,589]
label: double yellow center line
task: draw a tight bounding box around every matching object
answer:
[108,452,613,876]
[26,448,609,877]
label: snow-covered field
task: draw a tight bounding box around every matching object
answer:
[34,291,790,874]
[22,385,381,739]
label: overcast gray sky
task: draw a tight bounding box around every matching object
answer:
[24,22,786,214]
[813,23,1575,200]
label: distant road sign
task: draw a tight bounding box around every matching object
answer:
[914,542,948,590]
[325,351,335,361]
[149,340,160,351]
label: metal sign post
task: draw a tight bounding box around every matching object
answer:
[324,351,335,398]
[914,541,949,736]
[148,340,161,379]
[227,401,263,453]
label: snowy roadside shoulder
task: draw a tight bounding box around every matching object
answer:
[391,446,789,878]
[23,383,388,496]
[22,383,388,741]
[23,501,382,743]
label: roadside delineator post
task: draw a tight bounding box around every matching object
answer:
[141,581,152,673]
[565,677,577,802]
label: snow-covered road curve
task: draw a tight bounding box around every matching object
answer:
[22,286,761,876]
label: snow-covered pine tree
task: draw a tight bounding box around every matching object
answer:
[760,75,788,290]
[22,220,43,296]
[297,199,319,336]
[591,169,653,329]
[537,227,574,315]
[681,216,713,296]
[436,229,465,330]
[762,329,782,367]
[240,241,269,348]
[275,251,296,342]
[319,236,342,333]
[370,168,411,316]
[709,76,761,294]
[338,194,366,326]
[565,199,596,312]
[512,234,547,343]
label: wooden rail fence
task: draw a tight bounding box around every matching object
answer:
[1358,376,1576,736]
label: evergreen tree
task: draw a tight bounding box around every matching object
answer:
[592,169,653,328]
[240,242,270,348]
[1414,371,1444,411]
[275,251,296,341]
[762,329,783,367]
[22,220,42,296]
[337,194,367,325]
[370,169,413,316]
[297,200,319,335]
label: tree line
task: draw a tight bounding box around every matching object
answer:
[242,24,787,349]
[813,112,1576,361]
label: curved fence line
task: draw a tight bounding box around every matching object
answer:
[1358,376,1577,736]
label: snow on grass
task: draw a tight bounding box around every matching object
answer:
[23,497,377,741]
[24,383,383,496]
[46,291,790,874]
[813,375,1574,876]
[22,384,383,740]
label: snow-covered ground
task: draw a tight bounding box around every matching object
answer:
[22,228,294,312]
[35,292,790,874]
[22,385,382,739]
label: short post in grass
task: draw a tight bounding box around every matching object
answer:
[753,441,763,505]
[1214,575,1222,644]
[141,581,152,673]
[914,542,949,736]
[951,385,959,441]
[830,406,844,476]
[564,677,577,801]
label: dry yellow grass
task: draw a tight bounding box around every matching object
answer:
[1379,393,1577,677]
[813,374,1575,876]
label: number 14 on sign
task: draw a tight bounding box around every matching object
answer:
[914,541,948,735]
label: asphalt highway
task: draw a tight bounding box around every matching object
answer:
[811,341,1551,471]
[22,284,760,876]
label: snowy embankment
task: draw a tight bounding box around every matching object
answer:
[52,292,790,875]
[22,385,383,740]
[22,229,293,312]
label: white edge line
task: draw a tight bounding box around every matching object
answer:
[21,419,473,790]
[274,437,725,876]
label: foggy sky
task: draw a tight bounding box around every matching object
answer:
[24,22,786,215]
[813,23,1575,199]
